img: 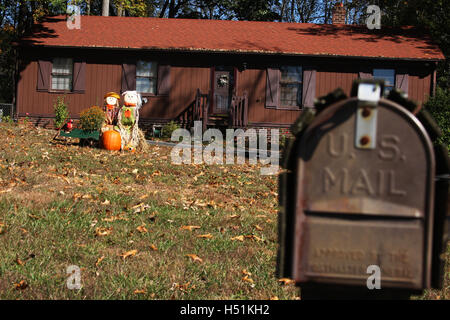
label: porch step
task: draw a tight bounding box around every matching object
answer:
[207,113,229,127]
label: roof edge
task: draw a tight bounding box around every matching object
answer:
[21,43,445,62]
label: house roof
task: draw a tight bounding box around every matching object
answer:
[20,15,444,61]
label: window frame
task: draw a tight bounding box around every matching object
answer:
[136,60,158,95]
[373,68,396,96]
[50,57,74,92]
[278,65,303,110]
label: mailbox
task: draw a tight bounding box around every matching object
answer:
[277,80,447,297]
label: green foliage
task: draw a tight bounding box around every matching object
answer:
[424,87,450,151]
[1,114,13,124]
[79,105,105,132]
[161,120,180,138]
[53,96,69,129]
[113,0,147,16]
[229,0,279,21]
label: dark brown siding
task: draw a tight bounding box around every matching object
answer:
[238,68,301,125]
[409,72,431,107]
[17,48,438,128]
[17,51,210,121]
[18,58,122,117]
[316,70,358,97]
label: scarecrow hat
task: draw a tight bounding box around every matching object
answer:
[104,92,121,100]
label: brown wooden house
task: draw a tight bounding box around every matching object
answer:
[15,10,444,132]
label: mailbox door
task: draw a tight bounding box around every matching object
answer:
[293,98,435,290]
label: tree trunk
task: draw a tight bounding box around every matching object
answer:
[102,0,109,16]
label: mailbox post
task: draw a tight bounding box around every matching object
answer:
[278,80,448,299]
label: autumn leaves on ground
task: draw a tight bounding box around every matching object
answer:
[0,122,298,299]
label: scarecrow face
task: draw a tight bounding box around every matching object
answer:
[123,91,140,107]
[106,96,118,106]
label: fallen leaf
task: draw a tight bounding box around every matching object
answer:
[173,282,193,292]
[242,269,252,276]
[95,227,112,237]
[134,289,146,294]
[278,278,295,285]
[136,225,148,233]
[270,296,279,300]
[186,254,203,263]
[101,199,110,205]
[95,256,105,267]
[242,275,254,284]
[132,203,150,213]
[16,258,25,266]
[254,225,263,231]
[251,235,264,242]
[231,235,244,242]
[0,188,12,194]
[14,280,28,290]
[149,244,158,251]
[120,249,138,259]
[196,233,213,239]
[102,216,128,222]
[180,225,201,231]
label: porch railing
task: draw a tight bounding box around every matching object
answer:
[175,90,248,130]
[175,89,209,131]
[229,91,248,128]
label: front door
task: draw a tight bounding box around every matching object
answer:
[213,68,233,114]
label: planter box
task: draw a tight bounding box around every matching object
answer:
[59,128,100,140]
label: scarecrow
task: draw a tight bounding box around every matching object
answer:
[115,90,148,152]
[101,92,121,132]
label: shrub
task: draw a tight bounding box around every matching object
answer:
[1,115,14,124]
[162,121,180,138]
[54,96,69,129]
[79,106,105,132]
[424,87,450,151]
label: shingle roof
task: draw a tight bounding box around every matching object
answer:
[20,15,444,61]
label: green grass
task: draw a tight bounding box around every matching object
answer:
[0,122,448,300]
[0,123,295,300]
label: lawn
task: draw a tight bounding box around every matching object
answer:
[0,122,297,300]
[0,122,448,300]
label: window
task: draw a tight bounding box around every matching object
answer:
[373,69,395,96]
[51,58,73,91]
[136,61,157,94]
[280,66,302,108]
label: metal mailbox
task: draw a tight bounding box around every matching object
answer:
[278,81,438,292]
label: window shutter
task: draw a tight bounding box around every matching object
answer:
[359,70,373,79]
[157,64,171,95]
[37,59,52,91]
[302,68,316,108]
[266,68,280,108]
[395,71,409,94]
[122,62,136,92]
[72,61,86,93]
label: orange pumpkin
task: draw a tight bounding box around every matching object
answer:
[102,130,121,151]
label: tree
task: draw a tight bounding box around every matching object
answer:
[425,87,450,151]
[102,0,109,15]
